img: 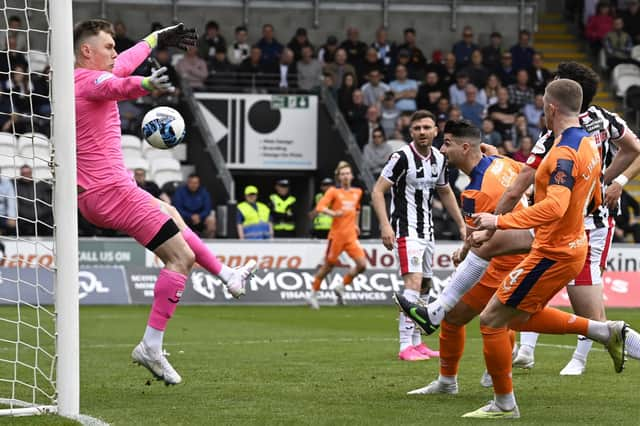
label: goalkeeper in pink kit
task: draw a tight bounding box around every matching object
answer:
[74,20,256,385]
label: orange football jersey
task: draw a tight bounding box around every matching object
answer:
[316,186,362,240]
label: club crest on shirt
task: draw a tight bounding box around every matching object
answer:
[411,256,421,266]
[553,170,567,185]
[94,73,113,85]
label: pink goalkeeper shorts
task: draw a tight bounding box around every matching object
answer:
[78,182,170,247]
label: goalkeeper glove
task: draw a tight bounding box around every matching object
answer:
[141,67,174,92]
[144,23,197,51]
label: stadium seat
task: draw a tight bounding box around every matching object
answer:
[171,53,184,67]
[144,148,175,161]
[0,142,15,157]
[153,170,183,188]
[632,45,640,62]
[124,156,150,173]
[121,134,142,158]
[0,132,16,146]
[150,157,181,174]
[386,139,408,152]
[612,63,640,81]
[615,75,640,97]
[33,165,53,180]
[28,51,49,73]
[18,140,50,159]
[17,132,49,155]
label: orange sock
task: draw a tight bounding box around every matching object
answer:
[481,325,513,395]
[512,307,589,335]
[343,274,354,286]
[439,320,466,377]
[312,277,322,292]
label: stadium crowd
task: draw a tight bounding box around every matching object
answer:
[1,3,639,242]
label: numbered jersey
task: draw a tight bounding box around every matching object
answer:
[526,105,628,229]
[381,143,448,240]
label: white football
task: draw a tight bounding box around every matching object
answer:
[141,106,186,149]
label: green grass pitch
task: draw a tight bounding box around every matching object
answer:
[1,305,639,425]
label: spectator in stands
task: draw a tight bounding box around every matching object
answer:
[481,117,503,151]
[337,72,357,113]
[318,35,338,64]
[361,69,389,108]
[321,71,338,100]
[436,96,451,117]
[463,49,490,90]
[512,135,533,163]
[394,111,412,142]
[395,48,423,82]
[113,22,135,53]
[0,167,16,235]
[310,178,334,239]
[496,51,516,86]
[484,73,502,106]
[522,93,545,137]
[297,45,322,92]
[452,26,478,67]
[621,0,640,44]
[340,27,367,71]
[527,52,552,94]
[360,47,386,85]
[238,45,266,87]
[459,84,485,127]
[344,89,368,146]
[380,91,400,138]
[0,15,27,51]
[416,71,446,114]
[397,28,427,72]
[358,105,381,148]
[134,168,171,204]
[2,64,32,133]
[257,24,283,65]
[0,34,28,82]
[15,164,52,236]
[507,69,535,108]
[264,47,297,90]
[439,52,458,87]
[449,71,470,107]
[287,27,313,62]
[363,127,393,178]
[371,26,394,67]
[227,25,250,66]
[206,49,235,89]
[269,179,297,238]
[604,17,635,69]
[173,174,216,238]
[176,45,208,90]
[324,48,357,89]
[198,21,227,63]
[488,87,518,141]
[237,185,272,240]
[615,189,640,242]
[448,106,463,122]
[481,31,503,72]
[585,2,613,54]
[389,64,417,112]
[510,30,535,71]
[118,101,143,134]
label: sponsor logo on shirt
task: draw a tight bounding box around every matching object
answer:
[94,73,114,85]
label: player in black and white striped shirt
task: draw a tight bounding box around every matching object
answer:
[372,110,466,361]
[482,62,640,375]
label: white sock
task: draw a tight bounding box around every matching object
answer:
[520,332,539,354]
[495,392,517,411]
[572,335,592,362]
[438,252,489,311]
[438,374,457,385]
[412,293,430,346]
[218,264,233,283]
[399,289,420,351]
[625,327,640,360]
[143,325,163,356]
[586,320,611,343]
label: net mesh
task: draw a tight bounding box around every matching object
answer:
[0,0,57,412]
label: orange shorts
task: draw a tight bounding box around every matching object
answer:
[324,237,365,264]
[460,258,522,313]
[496,249,586,313]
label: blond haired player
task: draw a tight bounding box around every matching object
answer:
[307,162,366,309]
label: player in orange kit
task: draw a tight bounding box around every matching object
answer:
[403,120,527,395]
[306,161,366,309]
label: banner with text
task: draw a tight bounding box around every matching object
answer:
[195,93,318,170]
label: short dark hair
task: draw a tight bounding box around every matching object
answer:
[74,19,114,52]
[8,15,21,24]
[443,120,481,143]
[235,25,248,33]
[409,110,436,125]
[404,27,416,35]
[188,173,200,180]
[372,127,386,138]
[555,61,599,112]
[206,21,219,30]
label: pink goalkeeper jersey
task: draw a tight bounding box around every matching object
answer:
[75,41,150,191]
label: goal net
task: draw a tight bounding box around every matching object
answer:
[0,0,78,417]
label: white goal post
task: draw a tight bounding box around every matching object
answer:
[0,0,79,417]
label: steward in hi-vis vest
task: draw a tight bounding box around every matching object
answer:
[269,179,297,238]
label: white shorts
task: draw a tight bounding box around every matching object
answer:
[568,221,614,286]
[394,237,434,277]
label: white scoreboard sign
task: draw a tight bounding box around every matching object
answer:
[195,93,318,170]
